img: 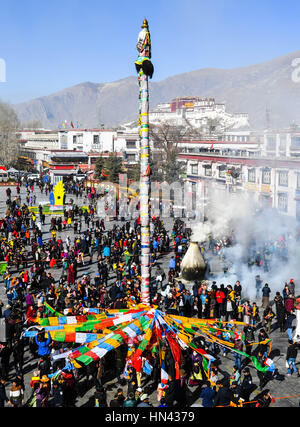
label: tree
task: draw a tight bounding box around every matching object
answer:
[0,101,20,166]
[127,160,141,182]
[150,122,192,161]
[149,123,192,184]
[103,153,124,183]
[162,151,186,183]
[21,120,43,130]
[94,154,105,179]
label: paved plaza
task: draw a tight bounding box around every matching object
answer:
[0,183,299,407]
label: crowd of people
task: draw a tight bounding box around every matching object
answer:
[0,175,298,408]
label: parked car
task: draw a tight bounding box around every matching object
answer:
[27,173,40,182]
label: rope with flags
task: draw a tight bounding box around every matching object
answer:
[23,302,274,389]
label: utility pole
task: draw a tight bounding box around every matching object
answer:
[135,19,154,305]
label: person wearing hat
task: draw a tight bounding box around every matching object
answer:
[288,279,295,296]
[241,368,256,405]
[230,381,243,406]
[123,391,137,407]
[135,387,143,403]
[36,375,50,407]
[137,393,152,407]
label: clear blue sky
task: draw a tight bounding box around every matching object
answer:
[0,0,300,104]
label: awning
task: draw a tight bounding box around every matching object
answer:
[50,151,87,158]
[50,170,76,176]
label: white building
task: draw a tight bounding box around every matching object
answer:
[17,130,59,150]
[58,129,117,152]
[149,97,250,133]
[181,150,300,220]
[263,129,300,158]
[115,129,140,164]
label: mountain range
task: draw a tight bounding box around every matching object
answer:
[13,50,300,130]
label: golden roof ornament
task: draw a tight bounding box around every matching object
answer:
[141,18,149,29]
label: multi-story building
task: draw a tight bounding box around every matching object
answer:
[182,148,300,220]
[149,96,250,133]
[15,102,300,221]
[17,130,59,150]
[17,126,141,178]
[262,128,300,158]
[57,129,117,152]
[115,129,140,165]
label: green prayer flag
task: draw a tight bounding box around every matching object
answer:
[0,262,7,275]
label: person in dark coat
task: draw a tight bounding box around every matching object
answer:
[255,389,275,407]
[286,340,300,376]
[3,305,12,322]
[243,324,255,360]
[255,329,269,357]
[151,351,161,388]
[213,380,234,407]
[0,377,8,407]
[94,385,107,407]
[285,310,296,341]
[12,337,25,375]
[262,283,271,309]
[49,380,64,407]
[0,342,11,380]
[164,378,176,406]
[230,381,243,406]
[241,367,256,405]
[200,381,216,407]
[110,390,125,407]
[274,292,285,332]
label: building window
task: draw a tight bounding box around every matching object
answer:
[248,168,256,183]
[219,169,226,178]
[291,136,300,149]
[217,165,226,178]
[266,136,276,150]
[279,135,286,152]
[73,135,77,144]
[126,140,137,149]
[204,165,212,176]
[278,171,288,187]
[93,135,100,145]
[126,154,136,162]
[278,193,288,212]
[262,169,271,185]
[191,164,198,175]
[297,173,300,189]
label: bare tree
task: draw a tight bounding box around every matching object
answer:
[150,122,195,161]
[21,120,43,129]
[149,122,194,183]
[0,101,20,166]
